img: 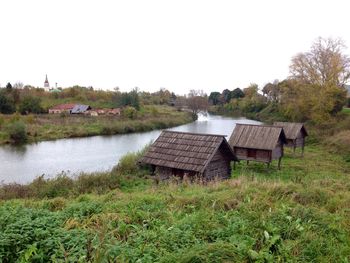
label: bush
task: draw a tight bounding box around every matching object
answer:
[122,106,138,119]
[6,121,27,144]
[19,96,43,114]
[115,152,141,175]
[0,91,16,114]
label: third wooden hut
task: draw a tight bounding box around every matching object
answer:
[273,122,308,155]
[228,124,287,169]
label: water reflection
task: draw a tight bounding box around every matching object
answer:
[0,114,260,184]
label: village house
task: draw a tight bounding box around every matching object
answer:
[274,122,308,155]
[228,124,287,169]
[48,103,76,114]
[71,104,91,114]
[140,130,238,181]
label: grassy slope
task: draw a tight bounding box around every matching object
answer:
[342,107,350,115]
[0,146,349,262]
[0,106,192,145]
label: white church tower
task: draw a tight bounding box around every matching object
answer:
[44,74,50,91]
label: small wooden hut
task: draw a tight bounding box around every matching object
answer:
[273,122,308,155]
[228,124,287,169]
[140,130,238,181]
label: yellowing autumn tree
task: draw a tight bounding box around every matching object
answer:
[286,37,350,122]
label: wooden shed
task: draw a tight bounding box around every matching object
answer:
[273,122,308,155]
[228,124,287,169]
[140,130,238,181]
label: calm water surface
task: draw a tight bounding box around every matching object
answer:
[0,114,260,184]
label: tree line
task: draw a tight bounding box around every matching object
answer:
[209,37,350,123]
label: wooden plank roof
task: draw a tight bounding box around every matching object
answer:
[228,124,286,150]
[273,122,308,139]
[140,130,237,173]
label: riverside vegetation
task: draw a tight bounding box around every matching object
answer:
[0,105,192,145]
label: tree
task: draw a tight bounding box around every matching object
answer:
[208,92,221,105]
[187,90,209,119]
[115,89,140,110]
[290,37,350,86]
[262,82,280,102]
[19,96,43,114]
[0,91,16,114]
[288,37,350,120]
[231,88,245,99]
[6,82,12,91]
[221,89,231,104]
[243,83,259,98]
[13,82,24,89]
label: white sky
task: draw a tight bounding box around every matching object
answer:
[0,0,349,94]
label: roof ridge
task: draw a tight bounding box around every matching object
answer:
[236,123,283,129]
[162,130,226,137]
[274,121,304,125]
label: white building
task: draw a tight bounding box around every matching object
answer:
[44,74,50,91]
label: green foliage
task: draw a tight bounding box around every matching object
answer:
[208,91,221,105]
[221,89,232,103]
[114,89,140,110]
[114,146,149,176]
[6,121,27,144]
[0,91,16,114]
[19,96,43,115]
[231,88,245,99]
[122,106,138,119]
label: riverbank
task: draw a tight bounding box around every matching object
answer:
[0,145,349,261]
[0,105,193,145]
[209,105,350,161]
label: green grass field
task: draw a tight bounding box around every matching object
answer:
[1,145,349,262]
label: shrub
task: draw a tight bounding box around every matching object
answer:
[6,121,27,144]
[115,152,141,175]
[0,91,16,114]
[19,96,43,114]
[122,106,138,119]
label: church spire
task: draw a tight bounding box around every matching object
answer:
[44,74,50,89]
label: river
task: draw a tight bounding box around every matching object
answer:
[0,114,260,184]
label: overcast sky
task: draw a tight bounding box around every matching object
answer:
[0,0,349,94]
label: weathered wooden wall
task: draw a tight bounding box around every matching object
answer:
[286,131,305,147]
[234,148,271,163]
[271,140,283,160]
[203,149,231,180]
